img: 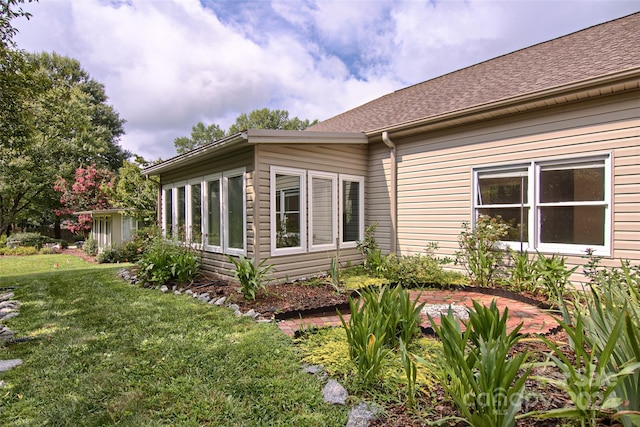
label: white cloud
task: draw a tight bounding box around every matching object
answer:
[13,0,640,160]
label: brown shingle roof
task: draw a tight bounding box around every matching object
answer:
[308,13,640,133]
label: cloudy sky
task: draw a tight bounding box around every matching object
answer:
[14,0,640,161]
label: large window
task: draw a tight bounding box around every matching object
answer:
[270,167,306,255]
[162,168,246,255]
[340,175,365,248]
[269,167,363,256]
[309,172,337,251]
[225,170,246,255]
[473,155,611,255]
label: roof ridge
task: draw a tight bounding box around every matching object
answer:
[394,11,640,95]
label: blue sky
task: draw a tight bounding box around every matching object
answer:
[14,0,640,160]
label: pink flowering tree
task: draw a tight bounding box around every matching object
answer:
[54,165,115,236]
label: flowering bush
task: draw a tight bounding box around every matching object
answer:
[54,165,114,235]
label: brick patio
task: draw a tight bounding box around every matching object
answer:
[277,289,559,337]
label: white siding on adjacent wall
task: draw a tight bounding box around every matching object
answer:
[367,92,640,280]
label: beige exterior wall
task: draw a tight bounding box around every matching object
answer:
[160,147,255,280]
[368,91,640,279]
[255,143,368,281]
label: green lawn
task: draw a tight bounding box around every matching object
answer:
[0,255,347,426]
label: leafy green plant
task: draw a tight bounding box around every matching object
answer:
[338,285,425,386]
[228,255,274,300]
[356,223,386,276]
[83,236,98,256]
[429,299,531,427]
[399,338,418,409]
[534,252,577,304]
[533,312,640,427]
[0,246,40,256]
[507,250,538,292]
[455,215,509,287]
[381,250,466,288]
[137,237,201,285]
[328,255,342,291]
[6,232,50,250]
[576,258,640,426]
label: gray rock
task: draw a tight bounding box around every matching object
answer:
[227,303,240,312]
[0,307,16,316]
[160,285,169,293]
[0,293,14,302]
[174,290,182,295]
[185,289,194,296]
[303,364,325,375]
[1,312,18,321]
[346,402,381,427]
[323,379,348,405]
[198,294,210,303]
[0,301,18,309]
[243,309,256,318]
[0,359,22,372]
[213,297,226,306]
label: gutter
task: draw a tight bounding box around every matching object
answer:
[381,131,397,254]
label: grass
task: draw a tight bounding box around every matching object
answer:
[0,255,347,426]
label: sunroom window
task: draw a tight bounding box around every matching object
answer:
[204,176,221,250]
[225,170,246,255]
[271,167,306,254]
[309,172,337,251]
[473,155,610,255]
[340,175,364,248]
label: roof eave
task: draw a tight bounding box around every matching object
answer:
[143,133,248,176]
[246,129,367,144]
[368,67,640,141]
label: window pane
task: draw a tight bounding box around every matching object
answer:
[176,186,186,241]
[191,183,202,243]
[478,175,527,205]
[275,174,301,248]
[227,175,244,250]
[477,208,529,241]
[207,180,220,246]
[122,216,135,242]
[163,188,173,238]
[312,177,333,245]
[540,167,604,203]
[540,206,605,245]
[343,180,360,242]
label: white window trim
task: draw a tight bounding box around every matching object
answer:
[224,168,247,256]
[161,184,173,238]
[173,181,187,242]
[187,178,204,248]
[308,170,338,252]
[339,174,365,249]
[472,154,611,256]
[120,215,138,243]
[270,166,307,256]
[203,173,223,253]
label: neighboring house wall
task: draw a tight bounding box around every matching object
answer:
[160,147,255,280]
[375,91,639,278]
[255,143,368,280]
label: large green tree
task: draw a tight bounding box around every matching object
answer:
[0,51,129,236]
[107,156,159,224]
[174,108,318,154]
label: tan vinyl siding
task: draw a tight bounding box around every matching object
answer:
[160,147,255,280]
[256,143,367,281]
[383,92,640,277]
[367,141,393,251]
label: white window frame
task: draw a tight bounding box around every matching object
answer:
[173,181,187,242]
[121,215,138,243]
[270,166,307,256]
[161,184,173,238]
[339,174,365,249]
[473,164,533,252]
[535,156,611,256]
[186,178,204,247]
[223,167,247,256]
[472,154,611,256]
[203,173,223,253]
[308,170,338,252]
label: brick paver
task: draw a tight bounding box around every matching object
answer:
[277,289,559,337]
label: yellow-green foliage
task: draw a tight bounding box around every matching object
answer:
[344,276,389,290]
[0,246,39,256]
[296,327,444,395]
[296,328,354,377]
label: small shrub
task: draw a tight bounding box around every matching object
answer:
[381,250,465,288]
[0,246,39,256]
[83,237,98,256]
[137,238,201,285]
[356,223,384,276]
[228,255,274,300]
[6,232,50,250]
[455,215,509,287]
[96,246,119,264]
[0,234,6,248]
[534,252,577,304]
[429,300,531,427]
[506,249,538,292]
